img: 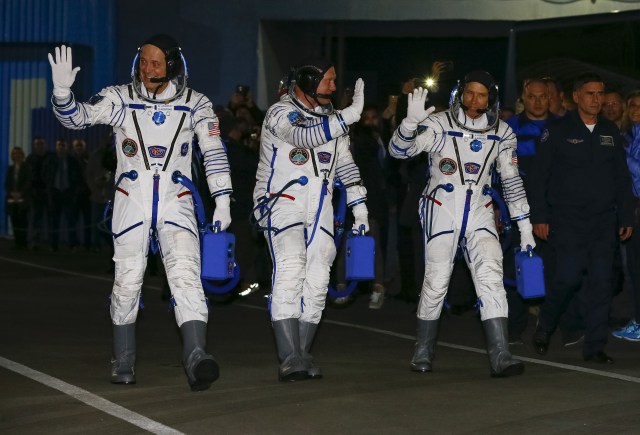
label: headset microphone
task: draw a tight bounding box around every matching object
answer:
[459,102,488,114]
[149,77,168,83]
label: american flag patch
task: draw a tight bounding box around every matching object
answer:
[208,121,220,136]
[511,150,518,165]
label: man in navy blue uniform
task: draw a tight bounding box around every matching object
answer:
[529,72,634,363]
[504,79,551,344]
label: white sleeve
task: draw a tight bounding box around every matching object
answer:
[334,136,367,206]
[496,124,530,221]
[52,85,129,130]
[388,113,446,159]
[191,92,232,197]
[265,102,350,149]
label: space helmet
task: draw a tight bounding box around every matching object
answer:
[289,57,334,109]
[131,34,188,103]
[449,70,500,132]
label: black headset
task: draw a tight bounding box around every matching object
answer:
[163,46,184,80]
[295,65,325,98]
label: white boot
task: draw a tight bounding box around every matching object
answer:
[369,284,385,309]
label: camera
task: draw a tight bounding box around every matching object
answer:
[236,84,250,97]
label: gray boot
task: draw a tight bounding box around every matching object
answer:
[411,319,439,372]
[483,317,524,378]
[273,318,308,382]
[180,320,219,391]
[299,321,322,379]
[111,323,136,384]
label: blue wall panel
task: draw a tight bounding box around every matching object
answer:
[0,0,117,235]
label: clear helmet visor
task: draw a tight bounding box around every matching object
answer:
[449,83,500,133]
[130,51,188,103]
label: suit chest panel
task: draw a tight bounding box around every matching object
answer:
[117,104,193,170]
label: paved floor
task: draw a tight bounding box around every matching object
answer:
[1,239,640,434]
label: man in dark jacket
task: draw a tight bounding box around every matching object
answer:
[5,147,31,249]
[529,72,635,363]
[44,138,82,251]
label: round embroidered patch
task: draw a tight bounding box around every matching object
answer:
[470,139,483,152]
[287,111,303,125]
[439,158,457,175]
[122,138,138,157]
[152,111,166,125]
[289,148,310,165]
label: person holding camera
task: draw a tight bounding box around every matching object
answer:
[253,58,369,382]
[389,70,534,378]
[48,34,232,391]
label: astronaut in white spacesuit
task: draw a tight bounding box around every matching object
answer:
[253,59,369,381]
[389,70,535,377]
[48,35,231,391]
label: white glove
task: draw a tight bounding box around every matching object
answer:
[517,218,536,251]
[212,195,232,231]
[351,203,369,234]
[47,45,81,100]
[402,87,436,131]
[340,78,365,125]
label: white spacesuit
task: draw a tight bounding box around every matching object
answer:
[254,60,368,381]
[48,35,230,391]
[389,71,534,377]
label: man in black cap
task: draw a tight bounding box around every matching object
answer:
[389,70,534,377]
[47,35,232,391]
[253,59,369,382]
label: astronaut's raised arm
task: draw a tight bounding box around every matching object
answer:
[266,103,350,150]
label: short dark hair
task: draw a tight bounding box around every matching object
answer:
[572,72,604,91]
[604,87,622,97]
[522,78,547,95]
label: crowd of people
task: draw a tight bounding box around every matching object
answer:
[500,75,640,359]
[4,34,639,390]
[4,136,113,253]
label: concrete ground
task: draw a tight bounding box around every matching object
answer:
[1,239,640,435]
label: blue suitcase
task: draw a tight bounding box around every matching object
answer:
[201,225,235,281]
[515,248,545,299]
[346,232,375,281]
